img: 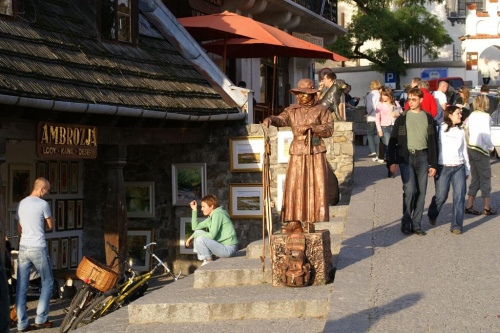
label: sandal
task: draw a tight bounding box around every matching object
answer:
[484,208,497,215]
[465,206,481,215]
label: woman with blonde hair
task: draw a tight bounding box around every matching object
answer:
[366,80,381,159]
[464,94,496,215]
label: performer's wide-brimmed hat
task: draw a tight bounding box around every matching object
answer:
[290,78,319,95]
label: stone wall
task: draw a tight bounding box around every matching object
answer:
[82,122,353,275]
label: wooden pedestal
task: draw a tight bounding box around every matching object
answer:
[271,229,333,287]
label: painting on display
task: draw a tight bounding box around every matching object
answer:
[124,182,155,218]
[171,164,206,206]
[127,229,154,271]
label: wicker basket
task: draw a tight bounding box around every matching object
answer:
[76,256,119,292]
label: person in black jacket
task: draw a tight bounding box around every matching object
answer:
[388,88,438,236]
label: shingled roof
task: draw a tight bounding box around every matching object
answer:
[0,0,240,119]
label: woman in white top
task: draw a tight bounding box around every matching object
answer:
[365,80,381,158]
[464,94,496,215]
[427,105,470,234]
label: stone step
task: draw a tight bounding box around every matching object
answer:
[126,317,327,333]
[193,251,272,288]
[246,238,270,259]
[127,274,333,324]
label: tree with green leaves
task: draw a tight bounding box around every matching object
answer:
[331,0,453,88]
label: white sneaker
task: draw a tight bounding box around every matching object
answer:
[368,152,377,157]
[372,157,385,163]
[201,260,211,266]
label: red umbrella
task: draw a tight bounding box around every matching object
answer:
[202,37,347,61]
[178,11,348,110]
[178,11,347,61]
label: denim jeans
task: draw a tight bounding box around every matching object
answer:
[16,246,53,329]
[193,230,238,261]
[366,121,379,155]
[380,126,392,160]
[399,150,430,230]
[428,164,466,231]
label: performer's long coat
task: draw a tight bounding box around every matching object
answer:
[266,103,334,223]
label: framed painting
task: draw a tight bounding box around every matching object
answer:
[66,200,75,229]
[70,162,79,194]
[59,161,69,194]
[127,229,154,271]
[229,184,263,219]
[9,164,33,207]
[51,239,59,269]
[229,137,264,172]
[36,161,47,179]
[48,161,58,194]
[70,237,79,268]
[45,199,53,233]
[124,182,155,218]
[171,163,207,206]
[56,200,65,231]
[276,174,286,212]
[76,200,83,229]
[277,131,293,164]
[60,238,69,269]
[179,217,204,254]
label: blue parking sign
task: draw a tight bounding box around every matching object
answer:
[385,72,396,89]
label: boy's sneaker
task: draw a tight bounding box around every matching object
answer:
[201,260,211,266]
[368,152,377,157]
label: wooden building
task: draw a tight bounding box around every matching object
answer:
[0,0,250,279]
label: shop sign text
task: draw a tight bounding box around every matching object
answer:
[37,122,98,159]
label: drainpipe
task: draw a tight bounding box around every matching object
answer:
[0,95,246,121]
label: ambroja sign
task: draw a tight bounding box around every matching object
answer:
[37,122,98,159]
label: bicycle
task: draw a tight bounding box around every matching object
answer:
[59,242,124,333]
[68,241,180,330]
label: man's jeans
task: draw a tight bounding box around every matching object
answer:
[399,150,430,231]
[193,230,238,261]
[16,246,53,329]
[428,164,466,231]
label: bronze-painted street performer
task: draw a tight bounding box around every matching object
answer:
[263,78,334,225]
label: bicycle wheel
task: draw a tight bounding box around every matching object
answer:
[59,285,98,333]
[70,292,116,330]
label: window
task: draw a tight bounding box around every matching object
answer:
[100,0,137,43]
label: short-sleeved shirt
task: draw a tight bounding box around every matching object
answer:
[406,111,429,150]
[18,196,51,248]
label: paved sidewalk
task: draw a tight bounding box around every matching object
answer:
[326,145,500,332]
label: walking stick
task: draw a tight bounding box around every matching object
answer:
[261,124,273,272]
[306,128,313,232]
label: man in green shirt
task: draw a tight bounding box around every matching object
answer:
[388,88,438,236]
[186,195,238,266]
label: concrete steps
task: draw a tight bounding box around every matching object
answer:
[76,204,348,332]
[127,274,333,324]
[126,317,327,333]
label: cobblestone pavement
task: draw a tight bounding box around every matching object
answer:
[327,145,500,332]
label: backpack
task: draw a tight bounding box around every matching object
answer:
[280,232,311,287]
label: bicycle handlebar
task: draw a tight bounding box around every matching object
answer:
[106,240,180,281]
[143,242,156,250]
